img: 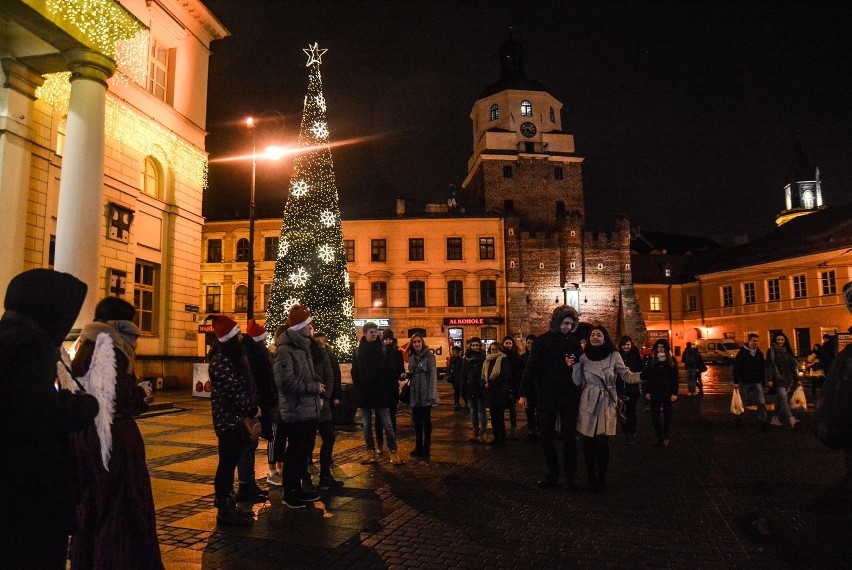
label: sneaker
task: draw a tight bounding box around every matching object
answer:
[236,482,269,503]
[300,489,320,502]
[319,475,345,490]
[771,416,782,427]
[789,417,799,429]
[360,450,378,464]
[389,451,403,465]
[283,496,306,509]
[266,471,283,486]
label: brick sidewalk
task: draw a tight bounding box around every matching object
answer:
[141,376,851,569]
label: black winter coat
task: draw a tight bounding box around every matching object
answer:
[617,347,643,396]
[242,337,276,410]
[641,358,680,397]
[502,348,523,399]
[461,349,485,399]
[733,347,765,385]
[520,330,583,409]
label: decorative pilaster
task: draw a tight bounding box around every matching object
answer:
[54,48,116,330]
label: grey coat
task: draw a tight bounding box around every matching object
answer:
[572,351,641,437]
[273,329,321,423]
[408,349,439,407]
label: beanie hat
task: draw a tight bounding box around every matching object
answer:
[287,304,313,331]
[245,319,268,342]
[652,338,670,352]
[210,314,239,342]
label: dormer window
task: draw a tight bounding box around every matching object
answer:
[489,104,499,121]
[521,100,532,117]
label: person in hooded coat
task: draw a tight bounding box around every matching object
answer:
[0,269,99,569]
[69,296,163,569]
[519,305,583,490]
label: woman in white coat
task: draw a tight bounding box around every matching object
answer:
[571,325,641,492]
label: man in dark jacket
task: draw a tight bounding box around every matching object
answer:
[237,320,272,502]
[733,333,768,427]
[520,306,583,490]
[519,334,538,440]
[351,322,401,465]
[0,269,99,568]
[461,337,487,442]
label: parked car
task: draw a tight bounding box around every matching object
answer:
[695,338,741,364]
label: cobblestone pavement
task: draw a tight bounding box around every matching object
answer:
[142,367,851,569]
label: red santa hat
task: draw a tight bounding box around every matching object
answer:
[210,314,240,342]
[287,304,313,331]
[245,319,268,342]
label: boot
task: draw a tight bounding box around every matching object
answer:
[236,481,269,503]
[389,450,403,465]
[217,504,253,527]
[319,474,344,490]
[360,450,378,464]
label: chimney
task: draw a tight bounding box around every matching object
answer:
[396,198,405,217]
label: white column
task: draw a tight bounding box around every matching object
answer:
[54,48,115,330]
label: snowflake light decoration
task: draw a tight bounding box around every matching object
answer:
[278,239,289,257]
[319,210,336,227]
[336,336,353,355]
[342,298,353,316]
[315,93,326,113]
[318,244,335,264]
[311,121,329,139]
[288,267,309,288]
[290,179,309,197]
[283,298,301,311]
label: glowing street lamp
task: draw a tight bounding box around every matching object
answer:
[246,116,286,319]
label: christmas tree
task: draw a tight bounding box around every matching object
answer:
[266,43,356,359]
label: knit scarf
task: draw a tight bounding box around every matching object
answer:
[79,320,139,373]
[482,351,505,382]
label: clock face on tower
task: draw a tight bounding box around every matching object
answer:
[520,122,537,138]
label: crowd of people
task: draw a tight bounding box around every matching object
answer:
[2,268,850,565]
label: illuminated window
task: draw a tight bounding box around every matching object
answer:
[743,282,756,304]
[236,238,251,262]
[371,239,386,262]
[521,100,532,117]
[489,104,499,121]
[134,261,159,334]
[205,285,221,313]
[649,295,661,312]
[447,238,463,260]
[721,285,734,307]
[263,237,279,261]
[481,327,497,346]
[409,281,425,307]
[821,270,837,295]
[480,280,496,306]
[687,294,697,311]
[793,274,807,298]
[479,237,495,260]
[207,239,222,263]
[235,285,248,313]
[409,238,424,261]
[448,280,464,307]
[344,239,355,262]
[148,40,170,102]
[767,278,781,301]
[141,156,162,198]
[371,281,387,307]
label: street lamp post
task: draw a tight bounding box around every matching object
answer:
[247,117,258,319]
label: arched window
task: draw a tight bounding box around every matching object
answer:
[234,285,248,313]
[550,107,555,123]
[236,238,251,262]
[141,156,162,198]
[521,100,532,117]
[489,104,499,121]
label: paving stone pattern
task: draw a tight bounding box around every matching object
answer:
[144,368,852,569]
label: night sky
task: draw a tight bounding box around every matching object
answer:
[202,0,851,243]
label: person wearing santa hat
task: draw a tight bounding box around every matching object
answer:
[235,319,273,502]
[207,315,257,526]
[273,305,324,508]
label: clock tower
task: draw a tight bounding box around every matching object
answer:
[462,36,585,227]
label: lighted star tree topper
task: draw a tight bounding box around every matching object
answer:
[266,43,356,359]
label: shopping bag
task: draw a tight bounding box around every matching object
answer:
[790,385,808,410]
[730,388,745,415]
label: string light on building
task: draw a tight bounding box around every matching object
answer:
[46,0,144,60]
[266,43,356,358]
